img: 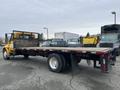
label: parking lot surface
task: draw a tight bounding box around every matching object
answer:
[0,47,120,90]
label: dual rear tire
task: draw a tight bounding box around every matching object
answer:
[47,53,67,73]
[24,54,29,59]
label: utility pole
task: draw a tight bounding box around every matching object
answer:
[43,27,49,39]
[111,11,116,24]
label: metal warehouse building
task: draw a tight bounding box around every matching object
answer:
[54,32,79,41]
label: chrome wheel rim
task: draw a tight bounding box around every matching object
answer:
[3,51,8,58]
[49,57,58,69]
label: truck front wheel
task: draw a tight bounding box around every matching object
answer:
[47,54,63,73]
[3,50,10,60]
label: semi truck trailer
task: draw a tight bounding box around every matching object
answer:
[3,30,116,73]
[99,24,120,56]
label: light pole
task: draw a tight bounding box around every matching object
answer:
[111,11,116,24]
[43,27,49,39]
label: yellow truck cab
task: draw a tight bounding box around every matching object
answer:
[3,30,41,60]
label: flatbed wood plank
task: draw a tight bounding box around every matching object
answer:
[18,47,112,53]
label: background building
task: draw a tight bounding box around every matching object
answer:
[54,32,79,41]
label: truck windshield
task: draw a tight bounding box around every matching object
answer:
[101,34,118,42]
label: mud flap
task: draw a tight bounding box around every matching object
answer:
[100,57,112,73]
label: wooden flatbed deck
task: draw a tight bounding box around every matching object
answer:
[19,47,112,53]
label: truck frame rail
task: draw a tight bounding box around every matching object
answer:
[14,47,115,73]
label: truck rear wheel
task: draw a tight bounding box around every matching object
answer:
[60,55,67,71]
[24,55,29,59]
[47,53,64,73]
[3,50,10,60]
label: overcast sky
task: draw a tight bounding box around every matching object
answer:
[0,0,120,38]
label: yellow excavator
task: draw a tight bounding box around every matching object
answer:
[80,33,100,47]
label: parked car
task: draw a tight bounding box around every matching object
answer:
[40,40,52,47]
[41,39,68,47]
[50,39,68,47]
[67,38,81,47]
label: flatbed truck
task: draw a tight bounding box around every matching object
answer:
[3,30,116,73]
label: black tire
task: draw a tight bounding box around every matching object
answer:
[60,55,67,71]
[111,55,116,65]
[75,57,81,64]
[116,51,119,56]
[24,54,29,59]
[47,53,63,73]
[3,50,10,60]
[62,54,72,71]
[114,49,119,56]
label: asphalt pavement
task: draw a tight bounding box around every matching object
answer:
[0,47,120,90]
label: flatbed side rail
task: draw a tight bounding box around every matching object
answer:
[15,47,114,73]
